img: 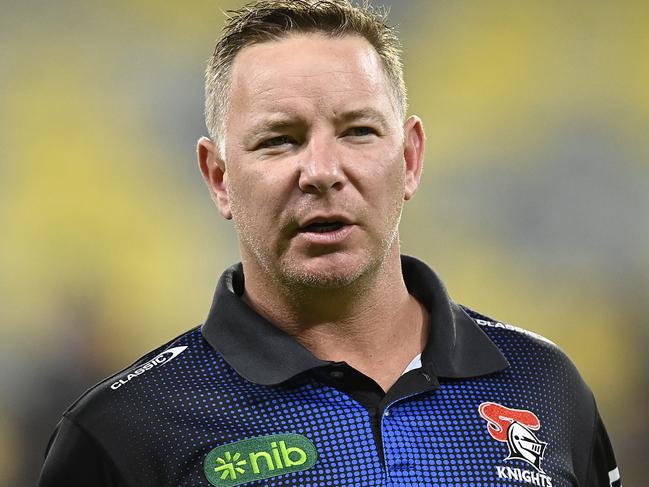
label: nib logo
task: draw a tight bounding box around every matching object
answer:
[214,451,247,481]
[204,434,317,487]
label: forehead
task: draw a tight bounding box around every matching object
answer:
[228,34,395,122]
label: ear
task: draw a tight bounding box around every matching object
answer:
[402,115,426,200]
[197,137,232,220]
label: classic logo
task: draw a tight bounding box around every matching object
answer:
[479,402,548,473]
[110,346,187,390]
[203,434,317,487]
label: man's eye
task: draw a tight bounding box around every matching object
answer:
[258,135,295,149]
[344,127,376,137]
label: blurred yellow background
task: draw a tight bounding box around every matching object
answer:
[1,0,647,485]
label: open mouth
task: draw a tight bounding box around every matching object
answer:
[301,221,346,233]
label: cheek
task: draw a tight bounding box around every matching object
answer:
[226,173,260,230]
[227,168,290,229]
[360,149,406,202]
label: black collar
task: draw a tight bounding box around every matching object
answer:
[201,255,508,385]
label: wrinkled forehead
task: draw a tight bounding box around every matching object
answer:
[227,33,396,119]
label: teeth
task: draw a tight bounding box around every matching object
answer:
[305,221,344,233]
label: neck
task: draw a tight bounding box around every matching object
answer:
[241,249,429,391]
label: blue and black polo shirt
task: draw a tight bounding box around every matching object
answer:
[39,256,620,486]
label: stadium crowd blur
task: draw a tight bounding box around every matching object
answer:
[1,1,647,485]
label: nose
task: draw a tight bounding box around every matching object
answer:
[298,137,346,194]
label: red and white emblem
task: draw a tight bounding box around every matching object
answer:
[479,402,548,472]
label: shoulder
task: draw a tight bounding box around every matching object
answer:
[42,325,249,485]
[461,305,598,422]
[463,305,577,370]
[463,306,556,345]
[460,306,618,484]
[461,305,596,415]
[62,325,227,429]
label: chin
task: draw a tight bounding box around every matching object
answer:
[278,252,377,291]
[284,268,360,290]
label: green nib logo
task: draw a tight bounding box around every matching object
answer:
[204,434,317,487]
[214,451,247,480]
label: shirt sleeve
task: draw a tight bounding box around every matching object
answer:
[585,409,622,487]
[38,415,127,487]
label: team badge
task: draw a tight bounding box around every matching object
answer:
[479,402,548,472]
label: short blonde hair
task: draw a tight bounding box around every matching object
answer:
[204,0,407,154]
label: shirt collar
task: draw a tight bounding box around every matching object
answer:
[201,255,508,385]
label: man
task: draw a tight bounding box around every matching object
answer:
[39,1,620,486]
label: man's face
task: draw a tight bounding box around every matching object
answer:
[201,34,424,289]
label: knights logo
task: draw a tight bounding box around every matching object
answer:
[479,402,548,473]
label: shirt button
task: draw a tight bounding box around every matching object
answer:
[329,370,344,379]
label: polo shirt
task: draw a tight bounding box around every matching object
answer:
[39,255,621,486]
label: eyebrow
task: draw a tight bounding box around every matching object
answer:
[246,116,300,138]
[334,108,389,129]
[245,107,390,139]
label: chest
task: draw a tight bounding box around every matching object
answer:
[118,379,580,486]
